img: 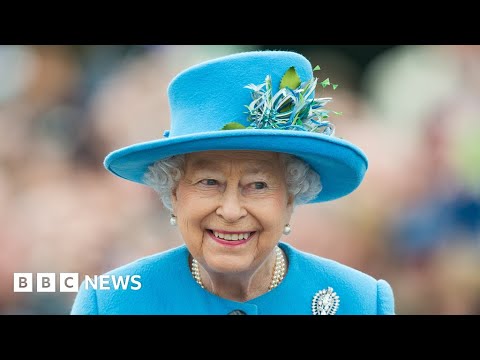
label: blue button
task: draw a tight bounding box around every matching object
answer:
[228,309,247,315]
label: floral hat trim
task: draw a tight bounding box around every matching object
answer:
[222,65,341,136]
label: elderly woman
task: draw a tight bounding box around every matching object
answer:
[71,50,395,315]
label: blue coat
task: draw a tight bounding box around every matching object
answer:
[71,242,395,315]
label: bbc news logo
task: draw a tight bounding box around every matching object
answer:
[13,273,142,292]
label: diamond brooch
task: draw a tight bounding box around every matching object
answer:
[312,287,340,315]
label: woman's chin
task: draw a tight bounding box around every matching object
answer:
[204,259,251,275]
[200,231,260,273]
[203,248,253,272]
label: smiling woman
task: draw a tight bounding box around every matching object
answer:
[155,151,294,302]
[70,50,395,315]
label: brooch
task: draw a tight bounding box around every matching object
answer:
[312,287,340,315]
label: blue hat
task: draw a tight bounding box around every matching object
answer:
[104,50,368,203]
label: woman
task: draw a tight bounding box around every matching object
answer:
[71,50,395,315]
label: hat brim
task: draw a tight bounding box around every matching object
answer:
[104,130,368,203]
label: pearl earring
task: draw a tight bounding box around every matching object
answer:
[170,214,177,226]
[283,224,291,235]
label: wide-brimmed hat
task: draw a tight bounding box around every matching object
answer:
[104,50,368,203]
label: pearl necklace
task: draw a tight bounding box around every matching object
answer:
[191,246,286,291]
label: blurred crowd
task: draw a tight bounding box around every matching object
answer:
[1,45,479,314]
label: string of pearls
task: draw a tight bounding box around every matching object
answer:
[269,246,286,290]
[191,246,286,292]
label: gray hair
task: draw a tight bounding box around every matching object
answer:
[144,153,322,211]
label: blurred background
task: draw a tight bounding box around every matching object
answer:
[1,45,479,314]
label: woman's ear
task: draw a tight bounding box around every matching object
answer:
[287,193,294,208]
[170,186,178,211]
[286,193,295,218]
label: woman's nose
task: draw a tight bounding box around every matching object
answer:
[216,187,247,222]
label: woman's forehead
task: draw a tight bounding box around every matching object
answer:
[185,151,282,172]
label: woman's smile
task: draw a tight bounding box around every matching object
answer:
[206,229,256,246]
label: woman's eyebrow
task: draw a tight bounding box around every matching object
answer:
[242,165,275,175]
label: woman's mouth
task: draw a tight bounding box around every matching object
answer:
[207,229,255,246]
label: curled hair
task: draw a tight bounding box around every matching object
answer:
[144,153,322,211]
[144,155,185,212]
[280,153,322,205]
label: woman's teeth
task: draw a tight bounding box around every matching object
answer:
[213,231,251,241]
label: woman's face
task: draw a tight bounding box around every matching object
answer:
[171,150,294,275]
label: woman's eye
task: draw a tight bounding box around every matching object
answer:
[200,179,218,186]
[251,182,267,190]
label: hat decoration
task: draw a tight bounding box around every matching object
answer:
[222,65,341,136]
